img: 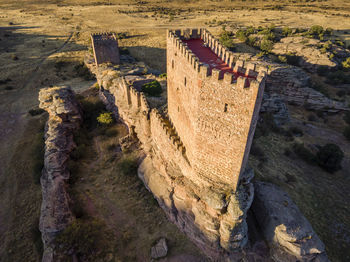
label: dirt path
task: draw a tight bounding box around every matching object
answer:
[22,32,74,90]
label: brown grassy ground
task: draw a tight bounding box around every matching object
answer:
[0,0,349,261]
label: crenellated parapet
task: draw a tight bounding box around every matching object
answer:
[150,109,186,156]
[167,29,267,86]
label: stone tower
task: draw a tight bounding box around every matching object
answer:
[167,29,266,191]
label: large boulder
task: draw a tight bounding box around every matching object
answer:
[252,181,329,262]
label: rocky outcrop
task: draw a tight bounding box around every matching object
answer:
[266,66,346,111]
[261,93,290,126]
[138,157,259,261]
[38,86,82,262]
[272,37,338,73]
[252,182,329,262]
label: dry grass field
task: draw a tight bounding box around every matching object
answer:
[0,0,350,261]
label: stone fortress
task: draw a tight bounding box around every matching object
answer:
[84,29,328,261]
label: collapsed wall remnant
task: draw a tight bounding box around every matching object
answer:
[91,33,120,66]
[38,86,82,262]
[85,28,329,261]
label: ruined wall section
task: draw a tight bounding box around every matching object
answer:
[91,33,120,66]
[167,30,266,190]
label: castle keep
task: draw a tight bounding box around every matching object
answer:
[167,29,266,191]
[87,29,267,259]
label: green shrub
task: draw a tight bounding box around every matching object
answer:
[260,39,274,53]
[292,143,317,164]
[316,143,344,172]
[56,219,108,259]
[117,156,138,176]
[236,29,247,42]
[342,57,350,69]
[308,25,324,38]
[141,80,162,96]
[97,112,114,125]
[250,143,267,162]
[159,73,167,79]
[29,108,46,116]
[246,36,257,47]
[74,62,95,81]
[255,112,280,137]
[80,98,106,130]
[278,55,287,63]
[219,30,235,50]
[326,70,350,85]
[282,26,293,37]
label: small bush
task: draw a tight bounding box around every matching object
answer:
[316,143,344,172]
[56,219,109,259]
[308,25,324,39]
[219,30,235,50]
[117,156,138,176]
[74,62,95,81]
[289,126,304,137]
[342,57,350,69]
[11,54,18,60]
[255,112,280,137]
[326,70,350,85]
[278,55,287,63]
[97,112,114,125]
[260,39,274,53]
[250,143,267,162]
[80,98,106,130]
[159,73,167,79]
[236,29,247,42]
[141,80,162,96]
[292,143,317,164]
[29,108,46,116]
[282,27,293,37]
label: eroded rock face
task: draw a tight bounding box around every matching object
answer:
[252,182,329,262]
[138,157,255,260]
[38,86,82,262]
[273,37,339,73]
[266,65,346,111]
